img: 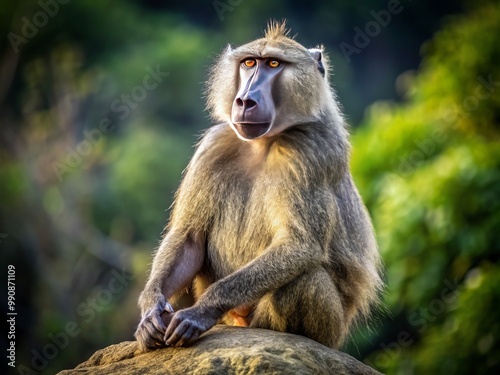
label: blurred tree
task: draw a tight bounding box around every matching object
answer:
[0,1,220,372]
[349,1,500,373]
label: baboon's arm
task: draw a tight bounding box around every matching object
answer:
[163,237,321,346]
[134,231,204,351]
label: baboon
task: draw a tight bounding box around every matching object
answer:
[135,21,383,351]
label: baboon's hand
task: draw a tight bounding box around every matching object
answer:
[164,306,219,347]
[135,301,174,352]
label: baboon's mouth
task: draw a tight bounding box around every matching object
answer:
[234,122,271,140]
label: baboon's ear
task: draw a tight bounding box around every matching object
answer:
[308,48,325,77]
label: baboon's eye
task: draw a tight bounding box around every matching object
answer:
[243,59,256,68]
[268,60,280,68]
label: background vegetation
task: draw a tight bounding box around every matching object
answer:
[1,0,498,374]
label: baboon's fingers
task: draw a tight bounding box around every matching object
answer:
[135,324,162,351]
[165,318,191,347]
[164,302,175,314]
[144,318,166,343]
[135,306,170,351]
[177,325,202,347]
[160,310,174,327]
[150,311,167,333]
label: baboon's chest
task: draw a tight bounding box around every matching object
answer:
[205,174,276,278]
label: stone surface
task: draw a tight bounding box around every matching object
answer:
[58,325,381,375]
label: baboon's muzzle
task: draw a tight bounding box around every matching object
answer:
[231,59,283,140]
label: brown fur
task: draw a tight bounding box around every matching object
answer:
[135,21,383,351]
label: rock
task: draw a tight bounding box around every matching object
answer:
[57,325,381,375]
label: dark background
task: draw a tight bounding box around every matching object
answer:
[1,0,499,374]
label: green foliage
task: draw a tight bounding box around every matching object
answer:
[350,2,500,373]
[99,123,192,242]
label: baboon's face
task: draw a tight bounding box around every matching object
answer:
[206,31,329,141]
[230,57,284,140]
[227,40,326,141]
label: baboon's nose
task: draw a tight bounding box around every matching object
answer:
[236,98,257,111]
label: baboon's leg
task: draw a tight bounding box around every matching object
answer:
[251,267,347,349]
